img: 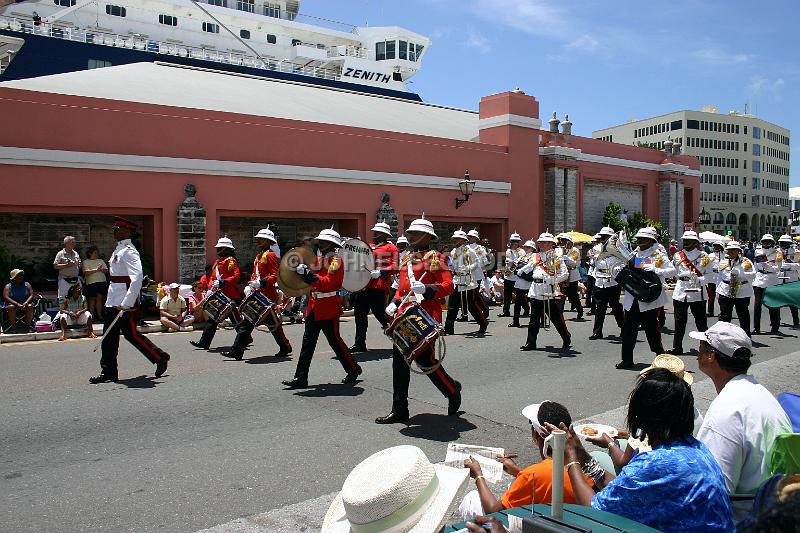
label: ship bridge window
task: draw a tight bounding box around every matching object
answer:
[265,2,281,18]
[54,0,76,7]
[267,34,277,44]
[88,59,112,69]
[207,0,227,6]
[105,5,126,17]
[399,40,407,60]
[203,22,220,33]
[236,0,255,13]
[159,14,177,26]
[375,40,396,60]
[239,29,250,39]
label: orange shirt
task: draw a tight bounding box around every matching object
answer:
[500,458,587,509]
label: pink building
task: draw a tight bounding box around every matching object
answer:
[0,63,699,283]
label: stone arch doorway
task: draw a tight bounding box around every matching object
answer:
[738,213,749,241]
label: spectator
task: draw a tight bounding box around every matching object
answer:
[745,242,756,261]
[691,322,792,502]
[187,280,208,325]
[669,239,679,259]
[459,401,589,519]
[159,283,193,332]
[53,236,81,300]
[82,245,108,322]
[55,283,95,341]
[199,263,212,291]
[3,269,35,332]
[559,368,733,532]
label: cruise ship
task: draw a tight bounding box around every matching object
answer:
[0,0,429,100]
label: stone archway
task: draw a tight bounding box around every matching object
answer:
[751,213,760,240]
[738,213,749,241]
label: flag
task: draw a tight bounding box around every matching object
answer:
[763,281,800,309]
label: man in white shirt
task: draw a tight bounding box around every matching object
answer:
[690,322,792,499]
[53,236,82,299]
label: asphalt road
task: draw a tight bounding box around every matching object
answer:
[1,302,798,532]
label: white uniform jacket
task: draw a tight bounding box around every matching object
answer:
[622,244,676,312]
[716,257,756,299]
[513,252,536,291]
[587,244,601,279]
[469,243,490,273]
[559,246,582,283]
[518,252,569,300]
[106,239,144,309]
[504,247,522,282]
[672,249,712,303]
[450,245,484,292]
[753,247,782,289]
[593,255,622,289]
[706,251,725,285]
[778,247,800,283]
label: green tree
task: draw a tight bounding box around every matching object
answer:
[602,202,625,231]
[628,212,671,244]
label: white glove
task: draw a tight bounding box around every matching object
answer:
[243,285,254,298]
[296,264,309,275]
[641,263,656,272]
[385,302,398,316]
[248,280,261,290]
[370,269,382,279]
[411,280,426,295]
[211,279,220,289]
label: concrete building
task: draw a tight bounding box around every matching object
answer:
[0,62,699,285]
[791,187,800,233]
[594,106,790,241]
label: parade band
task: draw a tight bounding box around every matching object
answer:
[668,231,710,355]
[190,237,241,351]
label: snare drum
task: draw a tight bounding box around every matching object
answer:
[239,291,278,329]
[203,291,235,323]
[385,304,441,365]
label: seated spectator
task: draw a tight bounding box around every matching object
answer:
[82,245,108,322]
[3,269,35,332]
[55,283,95,341]
[321,445,468,532]
[159,283,193,332]
[738,473,800,532]
[199,264,213,291]
[559,368,733,532]
[459,401,589,519]
[690,322,792,508]
[187,280,208,325]
[53,236,81,300]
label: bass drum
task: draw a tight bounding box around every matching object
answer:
[340,238,375,293]
[616,266,662,303]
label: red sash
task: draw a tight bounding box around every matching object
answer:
[678,250,703,277]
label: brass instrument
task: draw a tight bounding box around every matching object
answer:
[451,246,478,321]
[728,258,742,299]
[540,250,561,330]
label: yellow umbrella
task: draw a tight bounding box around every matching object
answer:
[566,231,594,244]
[794,235,800,242]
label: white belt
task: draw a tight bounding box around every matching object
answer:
[312,291,337,298]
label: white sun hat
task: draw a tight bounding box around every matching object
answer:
[253,227,277,243]
[634,227,658,241]
[593,233,602,240]
[725,240,742,250]
[681,230,699,241]
[599,226,616,237]
[316,227,343,247]
[536,232,557,244]
[522,240,536,248]
[321,445,469,533]
[451,229,468,240]
[467,229,480,239]
[407,217,437,238]
[557,233,573,242]
[396,235,409,245]
[214,236,235,250]
[761,233,775,242]
[509,232,522,241]
[778,234,793,244]
[371,221,393,237]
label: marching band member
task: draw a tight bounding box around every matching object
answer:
[508,240,535,327]
[618,227,676,369]
[467,229,491,318]
[222,228,292,360]
[668,231,711,355]
[190,237,241,350]
[518,233,571,352]
[752,234,782,335]
[282,228,362,389]
[585,233,602,316]
[376,217,461,424]
[716,241,755,336]
[777,234,800,329]
[499,232,522,318]
[350,221,399,353]
[387,234,410,302]
[589,227,624,340]
[556,233,584,320]
[706,241,725,317]
[444,230,488,336]
[90,217,170,383]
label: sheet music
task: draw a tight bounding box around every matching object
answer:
[508,514,524,533]
[444,443,505,484]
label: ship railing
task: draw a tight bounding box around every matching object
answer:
[0,15,341,81]
[327,45,368,59]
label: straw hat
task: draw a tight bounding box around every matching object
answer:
[10,268,23,280]
[321,445,469,533]
[641,354,694,385]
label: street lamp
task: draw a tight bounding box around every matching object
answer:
[455,170,476,209]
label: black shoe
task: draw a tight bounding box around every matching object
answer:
[771,327,780,335]
[616,361,635,370]
[497,312,510,317]
[473,324,487,337]
[576,312,584,320]
[274,349,291,357]
[753,329,761,335]
[521,312,530,318]
[589,333,603,340]
[792,323,800,330]
[155,354,170,378]
[342,369,362,384]
[444,327,455,336]
[508,322,521,328]
[448,382,462,416]
[562,337,572,350]
[89,373,117,384]
[281,378,308,389]
[349,344,367,353]
[246,335,254,346]
[221,350,243,360]
[520,343,537,351]
[375,410,410,424]
[587,310,595,316]
[456,316,469,323]
[666,349,684,356]
[190,340,209,350]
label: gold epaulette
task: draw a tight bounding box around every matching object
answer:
[328,257,341,273]
[424,250,441,271]
[744,260,753,271]
[555,259,562,270]
[776,252,783,262]
[700,253,709,267]
[399,255,413,269]
[654,255,664,268]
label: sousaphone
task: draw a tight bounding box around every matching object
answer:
[278,246,316,297]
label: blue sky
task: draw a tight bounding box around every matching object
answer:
[303,0,798,187]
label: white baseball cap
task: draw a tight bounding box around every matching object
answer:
[467,229,480,239]
[254,227,277,243]
[371,221,392,237]
[316,227,343,247]
[689,321,752,358]
[681,230,699,241]
[214,236,235,250]
[509,232,522,241]
[522,240,536,248]
[599,226,616,237]
[406,217,437,238]
[536,232,557,244]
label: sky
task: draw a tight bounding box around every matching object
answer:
[303,0,799,187]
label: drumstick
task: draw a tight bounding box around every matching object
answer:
[398,271,428,307]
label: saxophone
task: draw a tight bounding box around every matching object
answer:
[728,258,741,299]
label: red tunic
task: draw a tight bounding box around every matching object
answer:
[366,241,399,292]
[211,256,241,300]
[305,255,344,321]
[395,250,454,323]
[249,250,279,301]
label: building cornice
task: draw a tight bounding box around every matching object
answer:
[479,114,542,131]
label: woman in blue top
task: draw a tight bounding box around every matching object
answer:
[3,269,34,332]
[552,368,733,532]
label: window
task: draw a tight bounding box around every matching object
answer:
[159,14,177,26]
[88,59,112,69]
[207,0,226,5]
[752,126,761,139]
[54,0,76,6]
[753,160,760,173]
[266,34,277,44]
[752,143,760,156]
[105,4,126,17]
[203,22,219,33]
[375,41,385,60]
[239,29,250,39]
[385,40,396,59]
[399,40,407,60]
[687,119,699,130]
[744,125,748,135]
[236,0,255,13]
[265,2,281,18]
[671,119,682,130]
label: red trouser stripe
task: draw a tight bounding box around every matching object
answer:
[435,365,456,395]
[333,319,358,371]
[472,289,486,322]
[275,322,291,351]
[128,312,161,363]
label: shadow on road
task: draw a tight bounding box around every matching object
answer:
[294,383,365,397]
[352,349,394,362]
[116,375,159,388]
[245,355,293,365]
[399,413,477,442]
